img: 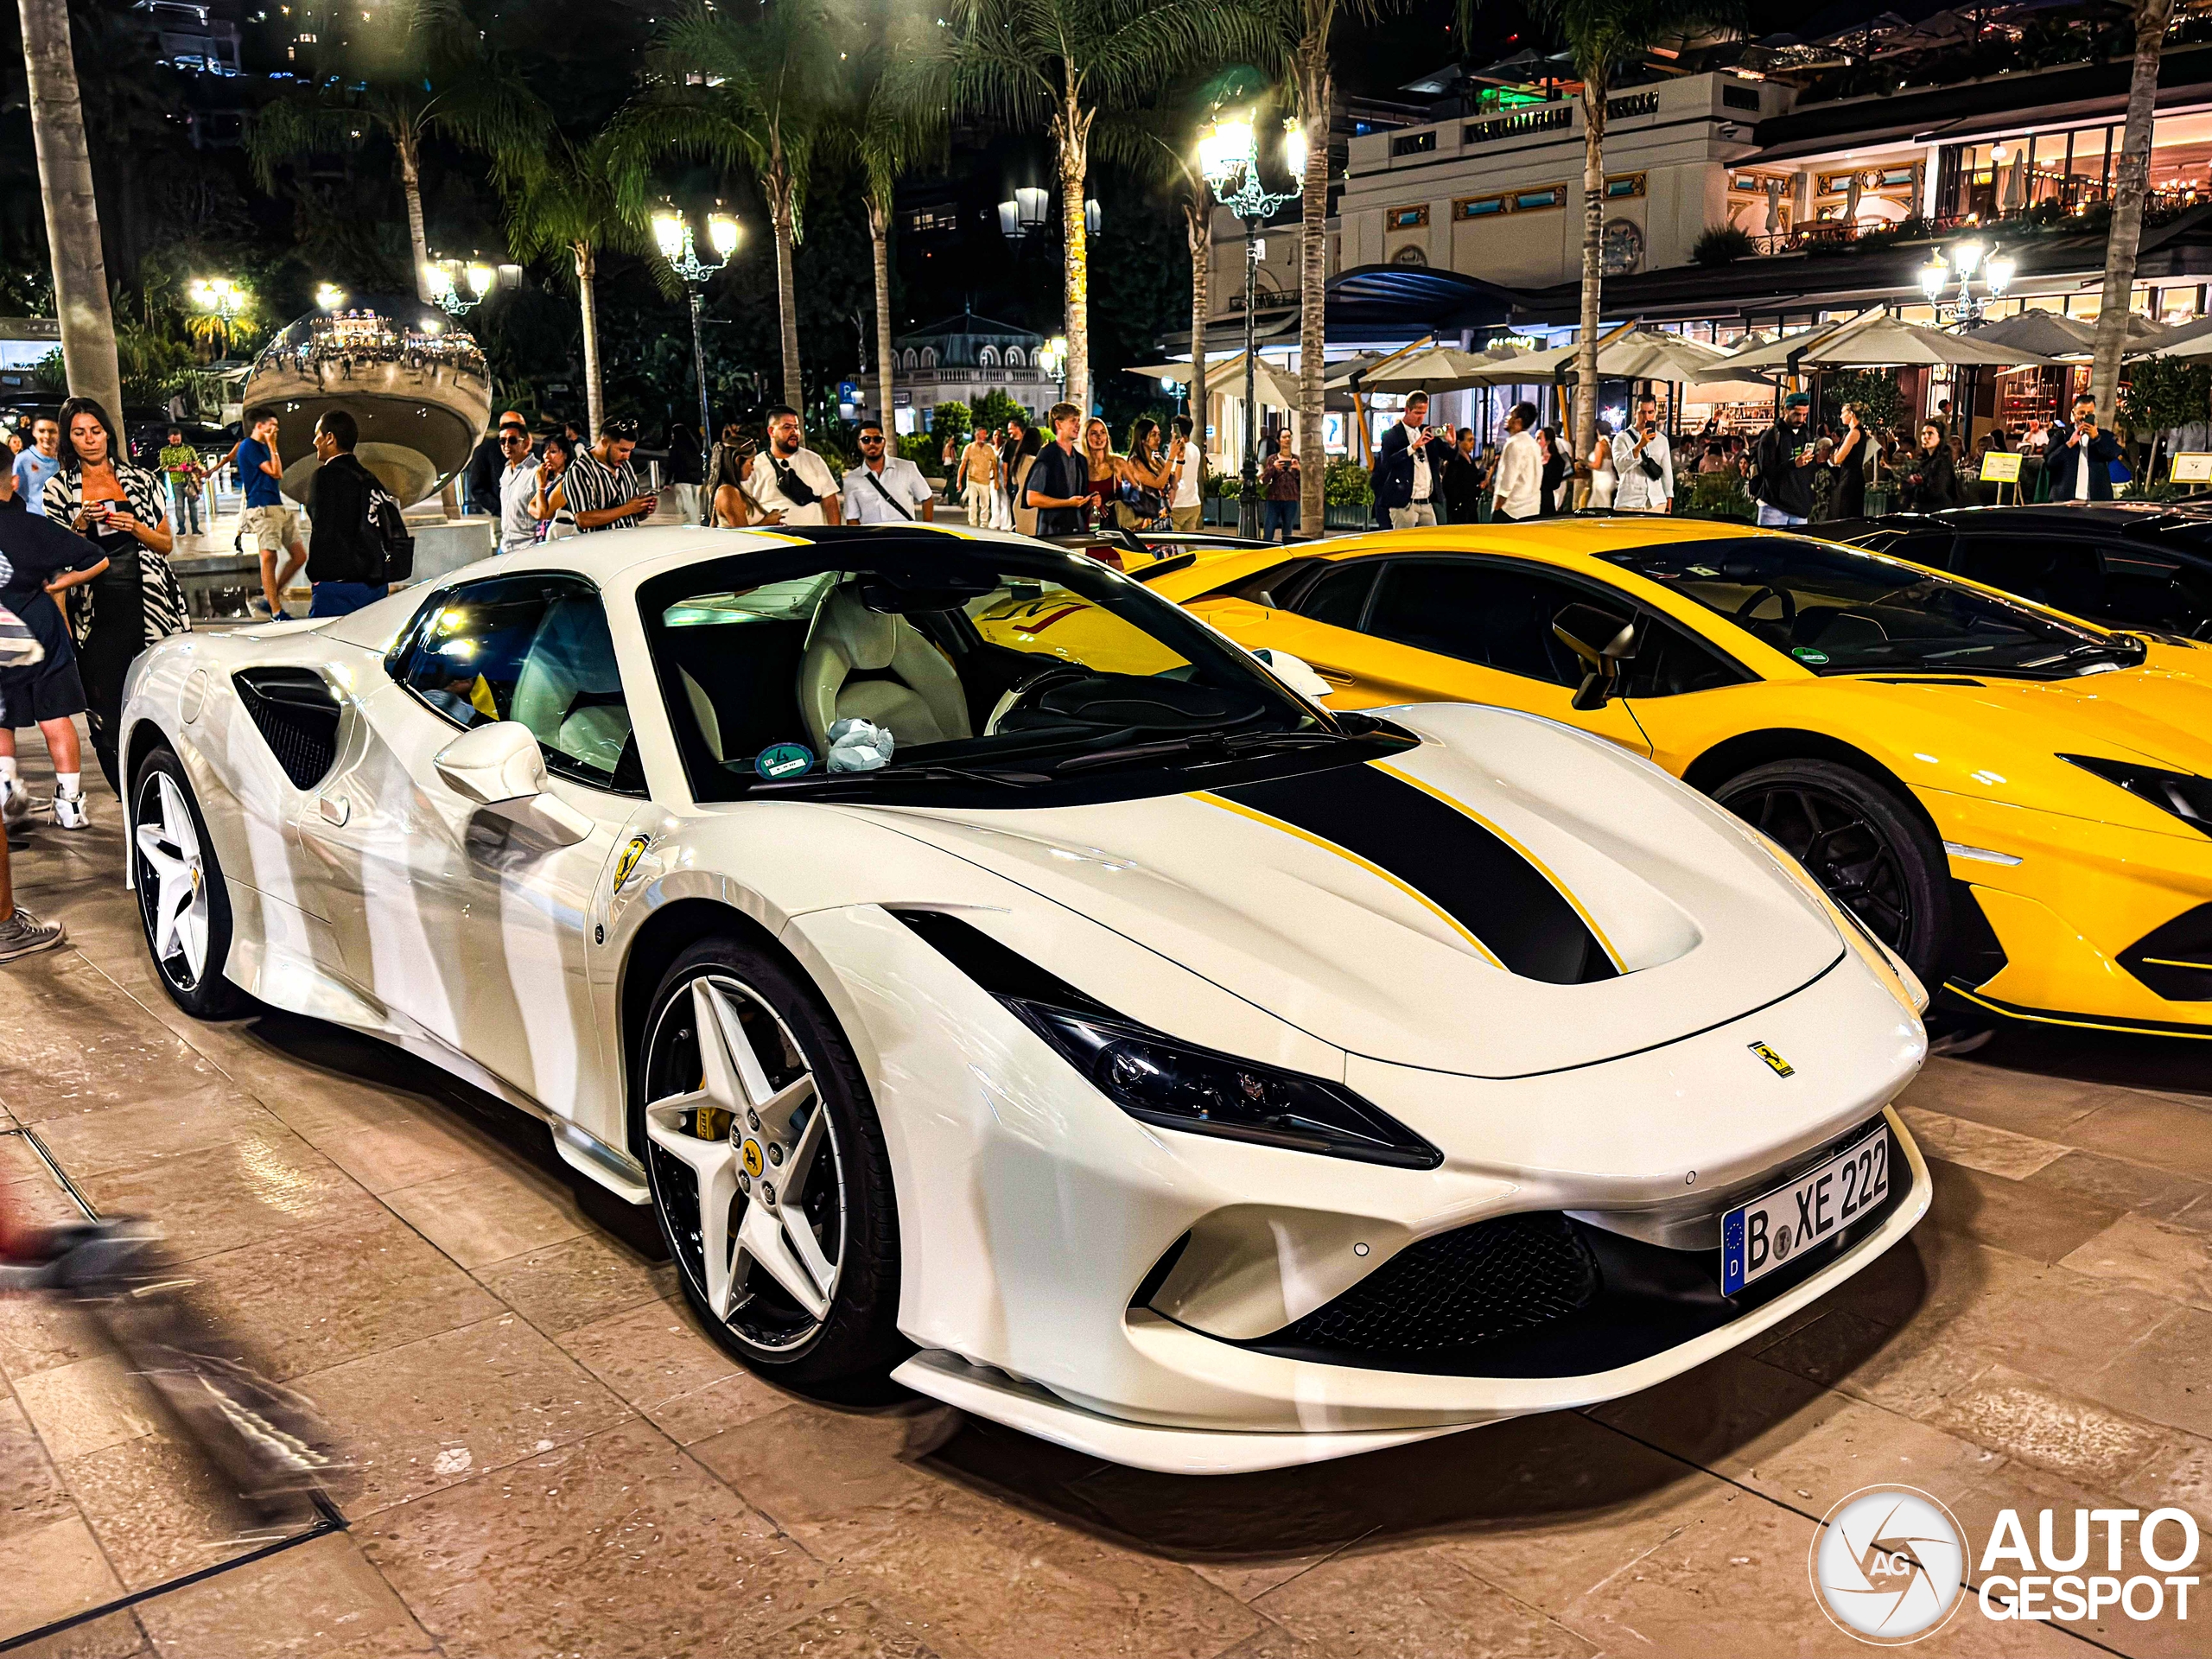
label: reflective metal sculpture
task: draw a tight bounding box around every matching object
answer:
[239,296,492,506]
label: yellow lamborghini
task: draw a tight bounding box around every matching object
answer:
[1147,518,2212,1041]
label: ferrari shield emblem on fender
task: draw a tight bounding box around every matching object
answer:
[613,835,650,892]
[1748,1041,1795,1077]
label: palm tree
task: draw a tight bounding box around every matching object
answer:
[2089,0,2176,426]
[17,0,122,419]
[1281,0,1364,534]
[839,23,944,435]
[247,0,548,304]
[499,133,647,437]
[615,1,843,413]
[922,0,1276,414]
[1527,0,1738,488]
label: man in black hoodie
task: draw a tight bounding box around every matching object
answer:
[306,410,391,617]
[1751,391,1818,526]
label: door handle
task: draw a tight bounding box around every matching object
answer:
[318,795,350,826]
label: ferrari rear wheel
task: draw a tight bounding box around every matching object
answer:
[130,747,250,1019]
[1715,758,1953,984]
[638,938,905,1385]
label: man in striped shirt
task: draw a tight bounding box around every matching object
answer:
[563,416,658,532]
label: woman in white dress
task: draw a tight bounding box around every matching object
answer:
[1586,417,1618,511]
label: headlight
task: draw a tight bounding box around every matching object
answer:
[1008,1001,1444,1170]
[2061,753,2212,835]
[1745,827,1929,1016]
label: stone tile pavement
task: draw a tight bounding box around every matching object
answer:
[2,744,2209,1656]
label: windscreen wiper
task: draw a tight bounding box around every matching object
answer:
[1051,728,1350,775]
[754,761,1049,791]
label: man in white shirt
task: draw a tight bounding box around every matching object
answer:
[842,422,937,524]
[745,404,842,525]
[1167,415,1206,532]
[1610,394,1675,513]
[1491,401,1544,522]
[494,419,542,551]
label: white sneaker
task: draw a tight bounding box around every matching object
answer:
[51,790,87,830]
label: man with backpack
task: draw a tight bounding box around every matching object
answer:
[305,410,402,617]
[1750,392,1820,527]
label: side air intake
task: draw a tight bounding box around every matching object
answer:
[232,669,341,790]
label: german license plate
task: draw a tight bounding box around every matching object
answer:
[1721,1125,1890,1296]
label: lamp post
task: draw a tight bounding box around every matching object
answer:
[1199,112,1304,537]
[998,188,1049,245]
[652,209,741,498]
[188,276,247,357]
[1919,240,2016,452]
[424,258,494,318]
[1039,334,1068,404]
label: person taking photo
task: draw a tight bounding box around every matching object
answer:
[1751,392,1819,526]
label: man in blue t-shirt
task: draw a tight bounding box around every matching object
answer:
[12,417,60,517]
[231,409,306,619]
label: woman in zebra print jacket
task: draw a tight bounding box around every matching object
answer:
[42,397,189,790]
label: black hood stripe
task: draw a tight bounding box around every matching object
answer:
[1206,762,1621,986]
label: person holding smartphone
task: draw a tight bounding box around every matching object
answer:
[44,397,185,793]
[1610,394,1674,513]
[561,416,659,532]
[2048,391,2120,501]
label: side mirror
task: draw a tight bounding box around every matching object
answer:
[434,720,594,847]
[1553,613,1639,712]
[434,720,546,804]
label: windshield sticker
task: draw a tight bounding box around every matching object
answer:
[1791,647,1832,664]
[755,741,817,780]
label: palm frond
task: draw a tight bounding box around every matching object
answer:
[245,94,373,192]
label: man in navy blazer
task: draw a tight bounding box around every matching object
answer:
[2044,391,2122,501]
[1372,391,1455,527]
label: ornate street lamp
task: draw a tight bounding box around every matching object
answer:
[998,187,1049,245]
[314,283,347,311]
[1039,334,1068,401]
[653,208,741,494]
[1917,239,2014,326]
[424,258,494,318]
[1918,240,2017,451]
[1199,112,1303,537]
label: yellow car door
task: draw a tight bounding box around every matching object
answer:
[1200,553,1652,756]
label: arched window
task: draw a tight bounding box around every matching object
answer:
[1005,346,1025,366]
[978,345,999,366]
[901,348,918,370]
[1391,245,1428,267]
[921,346,938,367]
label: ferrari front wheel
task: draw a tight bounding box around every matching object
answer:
[130,747,251,1019]
[637,938,906,1386]
[1714,758,1953,986]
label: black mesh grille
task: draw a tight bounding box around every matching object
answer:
[1271,1211,1599,1357]
[232,669,340,790]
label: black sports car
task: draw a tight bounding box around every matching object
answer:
[1826,502,2212,639]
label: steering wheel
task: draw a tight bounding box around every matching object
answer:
[984,663,1091,735]
[1733,584,1798,635]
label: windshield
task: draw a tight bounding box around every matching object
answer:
[1601,537,2140,677]
[638,536,1392,802]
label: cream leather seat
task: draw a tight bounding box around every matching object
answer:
[797,582,972,753]
[510,595,633,776]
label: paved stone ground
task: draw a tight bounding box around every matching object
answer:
[3,745,2211,1657]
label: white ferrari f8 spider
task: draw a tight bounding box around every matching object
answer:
[120,524,1930,1472]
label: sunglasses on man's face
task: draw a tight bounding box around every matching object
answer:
[500,434,529,447]
[860,435,885,445]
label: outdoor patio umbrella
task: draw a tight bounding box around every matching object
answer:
[1598,329,1732,382]
[1697,313,2056,377]
[2128,317,2212,359]
[1357,345,1501,395]
[1129,354,1300,408]
[1972,308,2169,359]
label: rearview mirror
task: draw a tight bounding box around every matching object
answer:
[435,720,547,804]
[1552,610,1639,712]
[434,720,594,847]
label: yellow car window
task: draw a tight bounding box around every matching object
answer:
[969,585,1191,678]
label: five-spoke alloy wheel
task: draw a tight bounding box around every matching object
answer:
[639,938,903,1383]
[131,747,248,1018]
